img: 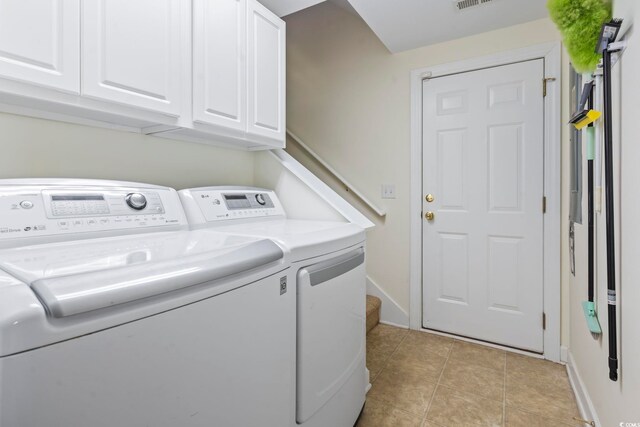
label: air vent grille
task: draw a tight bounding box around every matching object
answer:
[454,0,493,11]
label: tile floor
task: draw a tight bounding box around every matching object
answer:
[357,324,581,427]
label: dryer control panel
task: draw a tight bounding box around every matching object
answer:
[0,180,187,246]
[179,187,285,225]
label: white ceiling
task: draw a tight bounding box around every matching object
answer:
[345,0,549,53]
[259,0,326,17]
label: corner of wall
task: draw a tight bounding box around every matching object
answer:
[566,351,601,427]
[366,276,409,328]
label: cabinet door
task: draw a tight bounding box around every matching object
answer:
[0,0,80,93]
[82,0,185,116]
[193,0,246,132]
[247,0,285,143]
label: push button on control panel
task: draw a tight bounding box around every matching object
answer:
[20,200,34,209]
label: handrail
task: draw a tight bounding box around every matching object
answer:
[286,129,386,218]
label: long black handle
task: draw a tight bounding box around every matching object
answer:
[602,47,618,382]
[588,88,595,303]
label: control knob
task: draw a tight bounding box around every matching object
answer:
[255,194,266,205]
[125,193,147,210]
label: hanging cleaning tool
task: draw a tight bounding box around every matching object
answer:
[582,81,601,334]
[593,71,604,213]
[570,110,601,130]
[569,80,601,130]
[547,0,611,72]
[596,18,622,382]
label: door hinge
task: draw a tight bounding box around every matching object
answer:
[542,196,547,214]
[543,312,547,330]
[543,77,556,97]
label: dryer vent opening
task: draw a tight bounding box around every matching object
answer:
[454,0,494,11]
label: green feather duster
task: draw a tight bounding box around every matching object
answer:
[547,0,612,72]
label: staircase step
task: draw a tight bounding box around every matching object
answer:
[366,295,382,334]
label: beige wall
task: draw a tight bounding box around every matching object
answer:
[0,112,255,189]
[285,2,567,335]
[568,0,640,424]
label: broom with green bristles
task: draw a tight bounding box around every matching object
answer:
[547,0,611,72]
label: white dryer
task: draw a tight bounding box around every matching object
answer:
[0,179,295,427]
[179,186,368,427]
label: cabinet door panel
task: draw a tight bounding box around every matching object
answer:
[82,0,184,116]
[247,0,285,143]
[193,0,246,131]
[0,0,80,93]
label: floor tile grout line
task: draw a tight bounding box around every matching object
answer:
[376,329,410,374]
[363,396,430,422]
[368,328,410,384]
[420,338,455,425]
[368,329,431,420]
[507,404,580,426]
[368,327,409,383]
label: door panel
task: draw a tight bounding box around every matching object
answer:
[193,0,246,131]
[82,0,184,116]
[488,124,524,211]
[247,0,285,143]
[438,233,469,304]
[438,128,467,210]
[422,60,544,352]
[0,0,79,93]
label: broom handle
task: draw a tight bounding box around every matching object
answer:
[603,47,618,382]
[587,88,595,304]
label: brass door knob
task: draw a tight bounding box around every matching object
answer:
[425,194,434,203]
[425,211,435,221]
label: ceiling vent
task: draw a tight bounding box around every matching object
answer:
[454,0,493,11]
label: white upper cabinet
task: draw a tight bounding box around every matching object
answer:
[247,0,285,143]
[193,0,246,132]
[82,0,186,116]
[0,0,80,93]
[0,0,284,149]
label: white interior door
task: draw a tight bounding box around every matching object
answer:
[82,0,185,116]
[0,0,80,93]
[422,60,545,352]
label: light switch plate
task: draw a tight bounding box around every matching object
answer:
[381,184,396,199]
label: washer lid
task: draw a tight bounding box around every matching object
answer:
[213,220,365,261]
[0,230,283,318]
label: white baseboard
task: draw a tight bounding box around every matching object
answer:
[366,277,409,328]
[566,351,601,427]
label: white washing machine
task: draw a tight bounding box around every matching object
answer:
[0,179,295,427]
[179,186,368,427]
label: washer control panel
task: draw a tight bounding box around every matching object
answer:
[179,188,285,224]
[43,190,165,218]
[0,181,187,243]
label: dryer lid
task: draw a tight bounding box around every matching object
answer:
[213,220,365,261]
[0,230,283,317]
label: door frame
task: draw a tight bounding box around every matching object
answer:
[409,42,562,362]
